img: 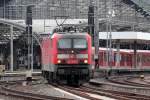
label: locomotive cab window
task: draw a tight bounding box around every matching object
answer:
[73,39,87,49]
[58,39,71,49]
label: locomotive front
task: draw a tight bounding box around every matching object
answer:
[56,33,92,85]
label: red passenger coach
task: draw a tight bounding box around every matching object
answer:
[97,48,132,68]
[42,32,92,85]
[97,48,150,69]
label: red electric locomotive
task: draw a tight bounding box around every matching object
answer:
[42,32,92,85]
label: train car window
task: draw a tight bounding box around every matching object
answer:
[147,56,150,62]
[73,39,87,49]
[142,55,146,62]
[146,56,148,62]
[137,54,140,62]
[120,54,124,62]
[115,53,118,62]
[145,56,147,62]
[104,52,107,61]
[99,52,103,61]
[58,39,71,49]
[144,56,147,62]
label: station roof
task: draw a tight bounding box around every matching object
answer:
[0,19,43,44]
[99,31,150,43]
[0,18,25,44]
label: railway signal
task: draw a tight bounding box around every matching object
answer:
[26,5,33,71]
[88,0,99,69]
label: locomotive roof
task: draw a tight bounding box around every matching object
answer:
[51,32,89,38]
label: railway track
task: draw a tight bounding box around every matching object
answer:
[0,76,73,100]
[0,85,72,100]
[85,83,150,100]
[108,75,150,87]
[0,74,101,100]
[51,84,102,100]
[52,82,150,100]
[3,74,150,100]
[89,75,150,100]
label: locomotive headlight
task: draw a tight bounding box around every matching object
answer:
[57,60,61,64]
[84,60,88,64]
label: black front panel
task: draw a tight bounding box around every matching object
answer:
[57,67,89,75]
[57,65,90,80]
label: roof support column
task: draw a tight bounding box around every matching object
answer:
[94,0,99,69]
[10,25,13,72]
[133,41,137,68]
[108,21,112,68]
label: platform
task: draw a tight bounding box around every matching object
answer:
[4,70,41,76]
